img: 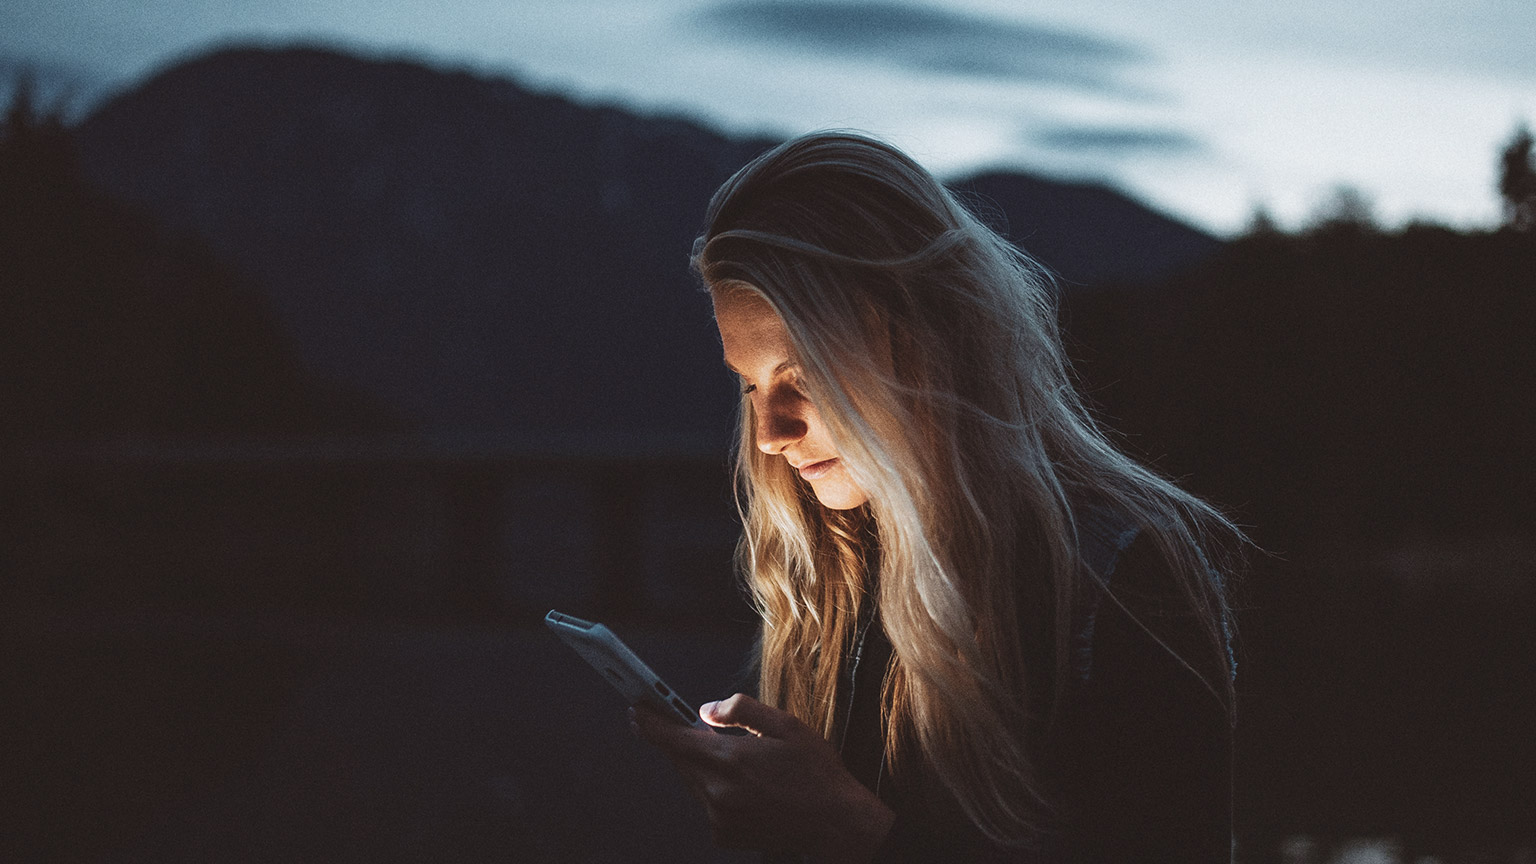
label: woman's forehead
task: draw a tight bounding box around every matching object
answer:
[711,282,769,313]
[713,289,792,372]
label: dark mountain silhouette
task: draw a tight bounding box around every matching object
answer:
[0,87,373,445]
[75,46,768,453]
[74,45,1220,451]
[954,172,1219,286]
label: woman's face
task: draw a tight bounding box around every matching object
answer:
[712,288,870,510]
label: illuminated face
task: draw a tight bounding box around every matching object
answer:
[713,289,870,510]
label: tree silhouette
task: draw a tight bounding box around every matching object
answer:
[1305,183,1377,234]
[1242,203,1282,237]
[2,75,76,179]
[1499,122,1536,231]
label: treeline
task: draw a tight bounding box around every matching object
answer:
[1062,124,1536,552]
[1065,200,1536,553]
[0,91,385,446]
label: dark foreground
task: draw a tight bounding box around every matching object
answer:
[4,606,1532,864]
[4,608,759,863]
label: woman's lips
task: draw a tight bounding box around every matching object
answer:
[797,458,839,480]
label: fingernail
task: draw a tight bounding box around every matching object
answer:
[699,701,718,718]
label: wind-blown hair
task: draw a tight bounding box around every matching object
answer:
[692,131,1240,845]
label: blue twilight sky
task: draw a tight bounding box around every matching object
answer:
[3,0,1533,234]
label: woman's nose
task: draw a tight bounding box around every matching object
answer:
[755,394,808,455]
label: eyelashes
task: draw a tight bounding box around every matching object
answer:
[737,370,804,398]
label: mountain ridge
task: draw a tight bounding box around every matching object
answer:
[75,45,1219,451]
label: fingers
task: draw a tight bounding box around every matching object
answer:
[633,702,727,766]
[635,695,879,855]
[698,693,799,740]
[632,701,692,742]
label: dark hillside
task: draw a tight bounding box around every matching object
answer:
[1065,223,1536,544]
[74,46,1220,450]
[956,171,1220,286]
[0,95,368,445]
[76,46,766,451]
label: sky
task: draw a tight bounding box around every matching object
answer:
[3,0,1534,235]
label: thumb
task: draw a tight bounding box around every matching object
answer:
[698,693,798,739]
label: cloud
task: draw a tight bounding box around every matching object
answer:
[1032,124,1202,156]
[692,1,1151,96]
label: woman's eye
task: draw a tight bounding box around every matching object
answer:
[740,382,757,396]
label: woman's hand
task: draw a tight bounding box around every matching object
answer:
[632,693,895,862]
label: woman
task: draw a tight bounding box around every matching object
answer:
[634,131,1241,862]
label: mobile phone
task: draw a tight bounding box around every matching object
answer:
[544,610,704,728]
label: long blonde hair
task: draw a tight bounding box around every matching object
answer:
[692,132,1240,845]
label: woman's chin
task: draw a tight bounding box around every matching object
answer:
[811,480,870,511]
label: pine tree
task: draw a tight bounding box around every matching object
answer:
[1498,123,1536,231]
[1305,184,1376,234]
